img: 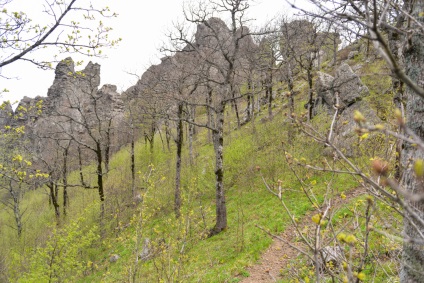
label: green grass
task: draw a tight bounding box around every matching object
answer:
[0,49,402,283]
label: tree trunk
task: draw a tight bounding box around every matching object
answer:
[13,196,22,237]
[267,72,273,118]
[47,182,60,220]
[188,105,195,163]
[207,87,213,143]
[9,183,23,237]
[104,119,112,173]
[387,8,406,181]
[96,142,105,202]
[175,103,183,218]
[307,68,314,121]
[62,144,69,216]
[210,104,227,236]
[244,79,252,124]
[400,2,424,281]
[131,124,136,195]
[232,84,241,129]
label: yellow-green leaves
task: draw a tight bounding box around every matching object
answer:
[12,154,23,163]
[414,159,424,177]
[337,233,357,245]
[311,214,321,224]
[353,110,366,123]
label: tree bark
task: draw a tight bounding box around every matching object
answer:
[47,182,60,220]
[62,144,69,215]
[210,103,227,236]
[96,142,105,202]
[307,67,314,121]
[104,119,112,173]
[175,103,183,218]
[131,123,136,195]
[267,71,273,118]
[400,2,424,281]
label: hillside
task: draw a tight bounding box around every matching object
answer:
[0,37,405,283]
[2,0,424,281]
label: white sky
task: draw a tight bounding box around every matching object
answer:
[1,0,301,107]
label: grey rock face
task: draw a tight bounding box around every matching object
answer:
[0,101,13,129]
[313,64,369,116]
[313,63,380,157]
[314,72,335,115]
[333,63,369,110]
[348,51,359,60]
[9,57,125,165]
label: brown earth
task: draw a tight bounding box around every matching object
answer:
[239,188,366,283]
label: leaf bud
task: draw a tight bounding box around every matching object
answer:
[371,159,389,176]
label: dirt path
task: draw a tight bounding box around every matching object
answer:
[239,188,366,283]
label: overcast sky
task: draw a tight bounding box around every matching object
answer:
[1,0,300,107]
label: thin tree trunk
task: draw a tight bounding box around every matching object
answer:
[210,104,227,236]
[244,79,252,123]
[267,74,273,118]
[307,68,314,121]
[62,144,69,215]
[131,124,136,195]
[232,84,241,128]
[207,87,213,143]
[96,142,105,202]
[9,182,23,237]
[47,182,60,220]
[188,105,195,163]
[175,103,183,218]
[13,195,22,237]
[104,119,112,173]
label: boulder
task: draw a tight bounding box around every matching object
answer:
[314,72,335,116]
[138,238,151,261]
[318,246,344,270]
[333,63,369,110]
[109,254,120,263]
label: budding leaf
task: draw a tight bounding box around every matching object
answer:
[414,159,424,177]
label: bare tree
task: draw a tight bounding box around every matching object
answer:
[47,59,123,205]
[285,0,424,281]
[164,0,261,235]
[0,0,119,72]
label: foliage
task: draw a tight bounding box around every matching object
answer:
[13,209,99,282]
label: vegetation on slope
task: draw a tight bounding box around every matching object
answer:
[0,46,406,283]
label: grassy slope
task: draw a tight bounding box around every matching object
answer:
[0,49,401,282]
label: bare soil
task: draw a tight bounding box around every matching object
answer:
[239,188,366,283]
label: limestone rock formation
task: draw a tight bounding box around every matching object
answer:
[4,58,126,173]
[314,71,335,116]
[314,63,370,114]
[333,63,369,110]
[313,63,380,156]
[0,101,13,129]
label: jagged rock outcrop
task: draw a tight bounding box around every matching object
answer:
[314,72,335,115]
[314,63,370,113]
[0,101,13,129]
[313,63,380,156]
[333,63,369,109]
[4,58,126,174]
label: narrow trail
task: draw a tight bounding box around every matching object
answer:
[239,188,366,283]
